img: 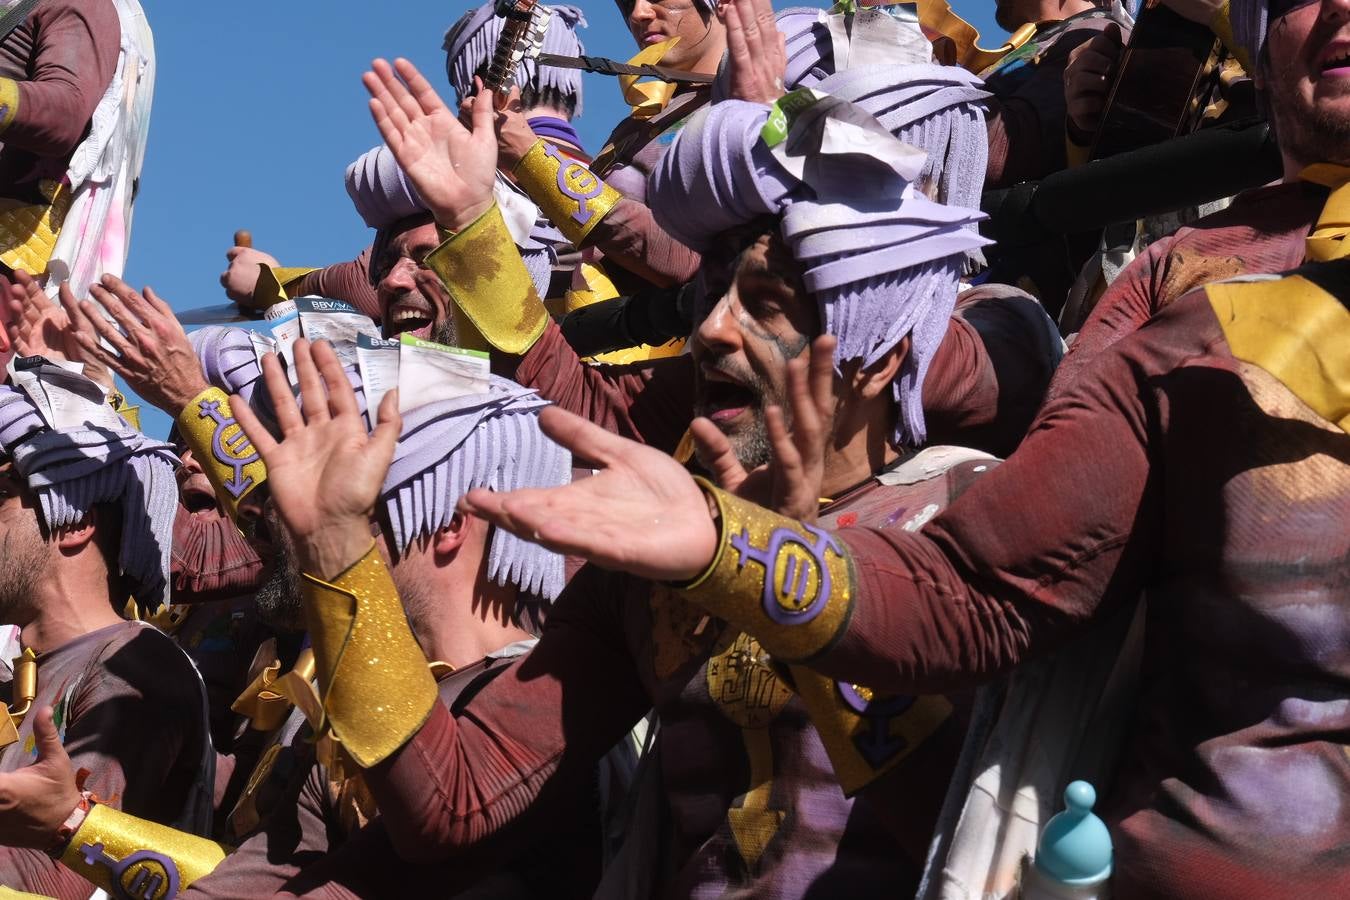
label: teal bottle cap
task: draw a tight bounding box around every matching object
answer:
[1034,780,1113,886]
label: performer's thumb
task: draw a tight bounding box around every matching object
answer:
[30,707,68,767]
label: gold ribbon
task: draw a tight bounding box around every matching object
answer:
[1301,164,1350,262]
[0,649,37,749]
[620,38,682,119]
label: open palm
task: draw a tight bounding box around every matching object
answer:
[363,58,498,232]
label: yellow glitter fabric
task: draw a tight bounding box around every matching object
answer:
[512,138,622,247]
[61,803,227,897]
[174,387,268,520]
[680,481,855,663]
[425,204,549,355]
[301,545,438,769]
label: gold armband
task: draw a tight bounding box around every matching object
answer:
[791,666,952,796]
[300,545,438,768]
[678,480,855,663]
[512,139,622,247]
[175,387,267,519]
[250,265,319,311]
[1207,273,1350,433]
[0,78,18,132]
[424,204,549,355]
[61,803,227,898]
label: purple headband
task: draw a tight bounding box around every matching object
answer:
[191,327,569,603]
[648,99,988,446]
[443,2,587,113]
[0,385,179,610]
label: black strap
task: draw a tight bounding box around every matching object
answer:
[0,0,41,45]
[537,52,714,85]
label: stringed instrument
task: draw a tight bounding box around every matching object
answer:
[482,0,551,103]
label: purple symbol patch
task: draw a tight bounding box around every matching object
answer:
[198,398,259,499]
[729,523,841,626]
[542,143,604,226]
[836,682,916,769]
[79,840,181,899]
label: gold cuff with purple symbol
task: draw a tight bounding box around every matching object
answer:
[425,204,549,355]
[512,138,622,247]
[300,544,438,768]
[678,480,855,663]
[0,78,18,132]
[60,803,227,899]
[175,386,267,520]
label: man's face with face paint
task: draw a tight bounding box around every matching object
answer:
[690,224,819,470]
[372,214,460,346]
[1264,0,1350,169]
[618,0,726,73]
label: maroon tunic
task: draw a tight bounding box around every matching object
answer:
[356,457,994,897]
[779,285,1350,898]
[499,285,1063,460]
[290,248,380,322]
[0,0,120,200]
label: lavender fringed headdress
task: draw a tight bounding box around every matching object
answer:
[344,145,556,296]
[444,2,588,112]
[0,386,178,610]
[190,327,570,605]
[649,98,989,446]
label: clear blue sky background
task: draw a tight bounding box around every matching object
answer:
[126,0,1004,437]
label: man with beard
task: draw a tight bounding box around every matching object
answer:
[1051,0,1350,390]
[380,48,1060,461]
[220,82,1057,896]
[0,329,592,898]
[0,378,212,897]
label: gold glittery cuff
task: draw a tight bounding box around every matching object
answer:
[790,666,952,796]
[175,386,267,519]
[300,544,438,768]
[425,204,548,355]
[250,265,319,310]
[60,803,227,897]
[0,79,18,132]
[678,480,855,663]
[512,138,622,247]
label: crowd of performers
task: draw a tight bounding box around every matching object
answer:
[0,0,1342,896]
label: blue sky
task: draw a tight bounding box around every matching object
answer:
[126,0,1004,437]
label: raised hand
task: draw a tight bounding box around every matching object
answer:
[364,58,498,232]
[220,244,281,307]
[60,275,209,415]
[0,708,81,851]
[691,335,835,523]
[231,339,401,580]
[720,0,787,104]
[458,406,718,583]
[3,272,113,389]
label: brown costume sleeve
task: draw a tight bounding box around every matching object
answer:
[801,299,1178,693]
[362,567,651,864]
[501,317,696,454]
[5,0,120,157]
[290,248,381,321]
[584,197,702,288]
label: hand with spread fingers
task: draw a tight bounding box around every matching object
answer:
[0,708,81,852]
[3,272,114,389]
[720,0,787,104]
[230,339,402,580]
[458,406,718,584]
[60,275,209,415]
[691,335,835,523]
[364,58,498,232]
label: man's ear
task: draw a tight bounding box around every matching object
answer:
[851,335,909,401]
[55,515,98,553]
[430,511,475,558]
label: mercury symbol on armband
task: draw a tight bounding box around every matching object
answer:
[730,524,841,625]
[78,841,181,900]
[198,399,259,499]
[541,143,604,226]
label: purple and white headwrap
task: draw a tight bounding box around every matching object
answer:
[344,145,556,296]
[443,2,588,112]
[191,327,570,606]
[649,98,989,446]
[0,386,178,610]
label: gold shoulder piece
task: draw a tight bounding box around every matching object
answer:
[512,139,623,247]
[1207,274,1350,432]
[300,545,438,768]
[0,649,36,749]
[424,204,549,355]
[175,386,267,520]
[61,803,227,898]
[677,481,855,663]
[911,0,1036,72]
